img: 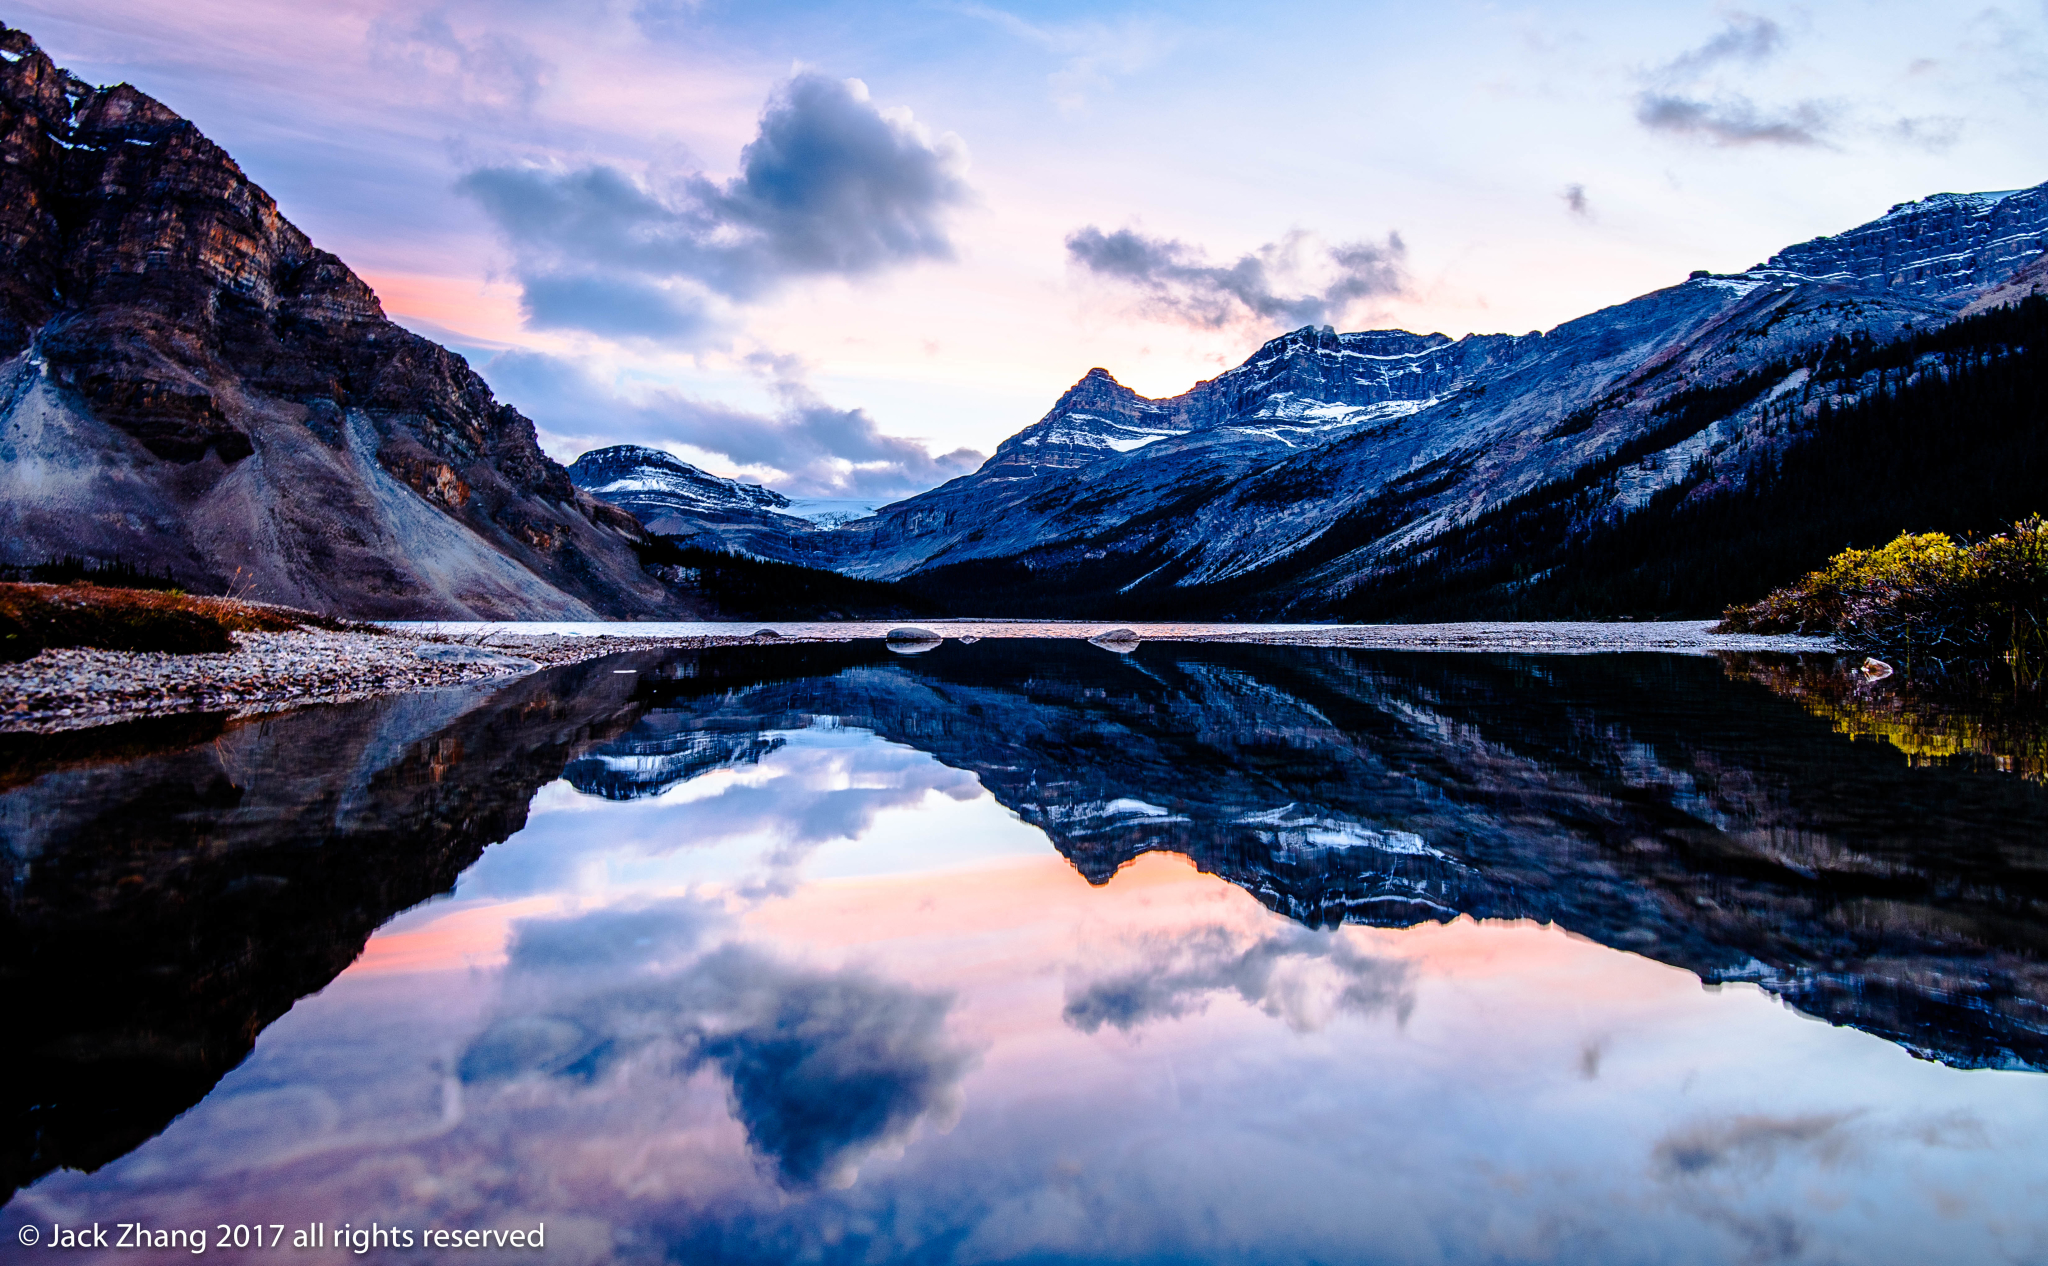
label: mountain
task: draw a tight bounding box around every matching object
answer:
[1324,292,2048,622]
[979,366,1193,480]
[804,327,1523,581]
[567,444,822,561]
[0,26,685,620]
[787,184,2048,615]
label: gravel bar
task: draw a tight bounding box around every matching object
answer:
[0,628,786,734]
[1155,619,1838,654]
[0,620,1835,736]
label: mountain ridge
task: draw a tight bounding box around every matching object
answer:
[724,179,2047,612]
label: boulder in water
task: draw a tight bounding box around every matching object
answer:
[1089,628,1141,653]
[413,643,540,671]
[885,627,943,655]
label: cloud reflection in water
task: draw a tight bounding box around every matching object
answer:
[1063,922,1414,1034]
[460,895,976,1189]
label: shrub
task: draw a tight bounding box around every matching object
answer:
[1718,518,2048,675]
[1717,532,1966,636]
[0,583,359,663]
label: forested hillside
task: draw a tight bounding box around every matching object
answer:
[1304,295,2048,621]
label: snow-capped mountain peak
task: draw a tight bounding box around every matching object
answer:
[566,444,819,561]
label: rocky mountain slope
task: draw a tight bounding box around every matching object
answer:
[0,25,682,619]
[781,183,2048,615]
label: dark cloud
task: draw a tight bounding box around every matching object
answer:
[1633,93,1833,147]
[483,350,983,499]
[1651,1110,1863,1264]
[458,72,970,340]
[1660,14,1784,77]
[1702,1208,1806,1262]
[463,908,974,1188]
[1065,225,1407,330]
[1634,16,1833,148]
[518,270,719,340]
[1063,924,1413,1034]
[506,898,726,973]
[1562,183,1591,218]
[1890,114,1963,152]
[700,73,968,281]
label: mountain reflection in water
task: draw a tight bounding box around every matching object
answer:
[579,641,2048,1071]
[4,640,2046,1263]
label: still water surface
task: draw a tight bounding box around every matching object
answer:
[4,642,2047,1263]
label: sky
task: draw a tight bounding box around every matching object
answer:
[17,1,2048,499]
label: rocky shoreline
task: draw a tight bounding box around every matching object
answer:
[0,620,1837,735]
[1158,619,1839,654]
[0,629,808,734]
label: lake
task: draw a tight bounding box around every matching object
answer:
[4,640,2045,1264]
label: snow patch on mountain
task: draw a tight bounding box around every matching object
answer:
[1026,410,1183,453]
[1695,275,1769,297]
[784,498,886,528]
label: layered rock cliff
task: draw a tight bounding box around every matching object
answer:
[1760,186,2048,297]
[0,26,681,619]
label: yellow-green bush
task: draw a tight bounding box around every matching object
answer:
[1718,518,2048,676]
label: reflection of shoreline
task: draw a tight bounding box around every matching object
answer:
[0,657,656,1200]
[1720,652,2048,780]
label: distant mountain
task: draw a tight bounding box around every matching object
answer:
[567,444,822,560]
[777,183,2048,616]
[0,25,685,619]
[979,367,1192,481]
